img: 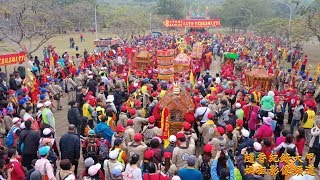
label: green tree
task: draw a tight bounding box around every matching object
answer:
[157,0,185,19]
[101,6,149,40]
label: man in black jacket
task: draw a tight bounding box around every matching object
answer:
[19,120,40,170]
[9,74,18,90]
[67,100,82,134]
[59,125,80,175]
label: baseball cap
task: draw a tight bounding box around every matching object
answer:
[144,149,154,159]
[114,138,122,146]
[39,146,50,156]
[225,124,233,132]
[109,150,119,160]
[148,116,156,123]
[187,155,196,166]
[134,133,143,142]
[42,128,52,136]
[129,109,136,115]
[207,113,214,119]
[203,144,213,153]
[183,122,192,130]
[176,132,185,139]
[164,152,172,159]
[116,125,125,133]
[88,163,101,176]
[88,129,95,136]
[216,127,225,135]
[169,135,176,143]
[127,119,134,125]
[84,157,95,168]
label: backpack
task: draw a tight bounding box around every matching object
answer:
[122,168,134,180]
[86,138,98,158]
[307,82,316,94]
[5,126,18,147]
[199,156,211,180]
[98,139,109,161]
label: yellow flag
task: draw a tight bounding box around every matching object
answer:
[317,64,320,74]
[190,71,195,87]
[50,52,54,66]
[127,69,130,93]
[161,107,170,148]
[282,48,287,62]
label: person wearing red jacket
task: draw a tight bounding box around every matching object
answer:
[301,55,308,73]
[5,149,25,180]
[288,94,299,124]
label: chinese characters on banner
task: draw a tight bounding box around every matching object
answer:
[163,19,221,28]
[0,52,27,66]
[244,153,315,176]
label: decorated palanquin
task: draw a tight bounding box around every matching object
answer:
[191,42,203,59]
[157,49,175,80]
[158,84,195,137]
[174,52,191,73]
[245,67,274,91]
[134,49,153,70]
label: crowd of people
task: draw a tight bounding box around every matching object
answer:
[0,31,319,180]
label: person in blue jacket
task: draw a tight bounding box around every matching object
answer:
[95,116,114,142]
[211,150,235,180]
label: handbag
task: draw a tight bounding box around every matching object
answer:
[41,162,49,180]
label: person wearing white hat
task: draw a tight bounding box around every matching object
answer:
[164,135,177,154]
[42,101,56,131]
[235,102,244,120]
[253,142,262,152]
[6,117,21,148]
[103,150,124,179]
[237,129,254,155]
[106,95,117,114]
[86,163,103,179]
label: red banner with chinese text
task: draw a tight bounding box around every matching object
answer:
[163,19,221,28]
[0,52,27,66]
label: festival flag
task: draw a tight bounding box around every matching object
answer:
[282,48,287,62]
[127,68,131,93]
[161,106,170,148]
[190,71,195,87]
[50,52,54,66]
[317,64,320,74]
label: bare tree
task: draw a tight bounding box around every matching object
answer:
[0,0,70,56]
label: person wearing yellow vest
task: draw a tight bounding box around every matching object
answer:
[42,101,56,131]
[110,137,127,165]
[82,97,94,129]
[250,88,261,106]
[95,99,106,124]
[302,102,316,144]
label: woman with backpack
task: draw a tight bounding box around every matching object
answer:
[196,144,213,180]
[55,159,76,180]
[158,152,177,178]
[142,162,169,180]
[148,138,162,166]
[83,163,104,180]
[103,150,124,180]
[123,154,142,180]
[223,124,238,155]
